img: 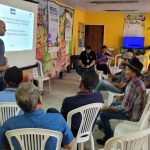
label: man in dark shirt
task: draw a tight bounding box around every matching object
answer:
[76,45,96,75]
[61,70,104,136]
[0,20,9,91]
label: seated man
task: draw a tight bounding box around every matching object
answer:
[61,70,104,136]
[0,66,23,102]
[96,45,112,75]
[0,83,73,150]
[76,45,96,76]
[95,52,132,93]
[97,57,146,145]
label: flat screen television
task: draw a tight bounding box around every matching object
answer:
[123,37,144,49]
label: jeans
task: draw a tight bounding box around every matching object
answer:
[95,79,122,93]
[0,77,6,91]
[76,66,95,76]
[100,111,129,139]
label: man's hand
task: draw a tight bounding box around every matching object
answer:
[0,64,9,72]
[80,64,85,68]
[102,105,109,111]
[115,81,127,89]
[115,95,124,103]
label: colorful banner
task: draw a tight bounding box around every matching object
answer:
[65,9,73,41]
[124,14,145,37]
[36,1,49,61]
[59,6,66,40]
[48,2,59,52]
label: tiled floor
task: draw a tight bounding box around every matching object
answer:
[42,70,117,150]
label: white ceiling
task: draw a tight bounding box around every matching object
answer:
[57,0,150,13]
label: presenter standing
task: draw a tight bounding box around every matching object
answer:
[0,20,9,91]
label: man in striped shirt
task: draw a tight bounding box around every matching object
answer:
[97,57,146,145]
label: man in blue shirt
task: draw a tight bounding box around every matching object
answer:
[0,83,74,150]
[96,45,112,75]
[0,20,9,91]
[61,70,104,136]
[0,66,23,102]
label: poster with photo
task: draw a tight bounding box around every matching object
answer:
[48,1,59,52]
[124,14,145,37]
[65,9,73,41]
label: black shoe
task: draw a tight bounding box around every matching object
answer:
[96,136,110,145]
[59,72,63,79]
[96,138,106,145]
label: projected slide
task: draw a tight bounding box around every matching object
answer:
[0,4,34,51]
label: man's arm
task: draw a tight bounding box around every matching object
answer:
[62,141,73,149]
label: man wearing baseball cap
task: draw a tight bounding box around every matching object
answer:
[97,57,146,145]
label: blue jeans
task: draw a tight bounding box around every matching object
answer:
[76,66,95,76]
[0,77,6,91]
[100,111,129,139]
[95,79,122,93]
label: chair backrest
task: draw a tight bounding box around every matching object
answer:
[6,128,63,150]
[113,54,122,74]
[104,129,150,150]
[137,55,149,69]
[139,92,150,129]
[67,103,104,143]
[0,102,21,126]
[36,60,44,76]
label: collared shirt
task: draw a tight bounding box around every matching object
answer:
[115,77,146,121]
[61,92,104,136]
[0,88,16,102]
[79,51,96,66]
[0,109,73,150]
[0,39,5,78]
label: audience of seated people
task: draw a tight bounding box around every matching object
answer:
[0,82,73,150]
[76,45,96,76]
[96,57,146,145]
[0,66,23,102]
[96,45,112,75]
[60,70,104,136]
[95,52,133,93]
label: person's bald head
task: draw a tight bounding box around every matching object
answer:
[0,20,6,36]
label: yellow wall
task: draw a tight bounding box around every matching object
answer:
[85,12,124,56]
[73,11,150,55]
[144,14,150,47]
[73,9,86,54]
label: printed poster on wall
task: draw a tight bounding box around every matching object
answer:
[65,9,73,41]
[124,14,145,37]
[48,2,59,52]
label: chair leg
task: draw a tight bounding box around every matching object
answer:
[90,134,95,150]
[38,79,43,92]
[48,79,51,94]
[78,143,84,150]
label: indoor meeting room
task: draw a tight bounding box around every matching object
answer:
[0,0,150,150]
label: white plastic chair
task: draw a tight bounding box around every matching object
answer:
[113,54,122,74]
[100,129,150,150]
[114,92,150,137]
[35,60,51,93]
[0,102,21,126]
[6,128,63,150]
[67,103,104,150]
[137,55,149,70]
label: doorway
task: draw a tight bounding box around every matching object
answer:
[85,25,104,53]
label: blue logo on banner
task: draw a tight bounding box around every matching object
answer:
[10,8,16,14]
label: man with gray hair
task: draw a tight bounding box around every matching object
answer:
[0,20,9,91]
[0,82,74,150]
